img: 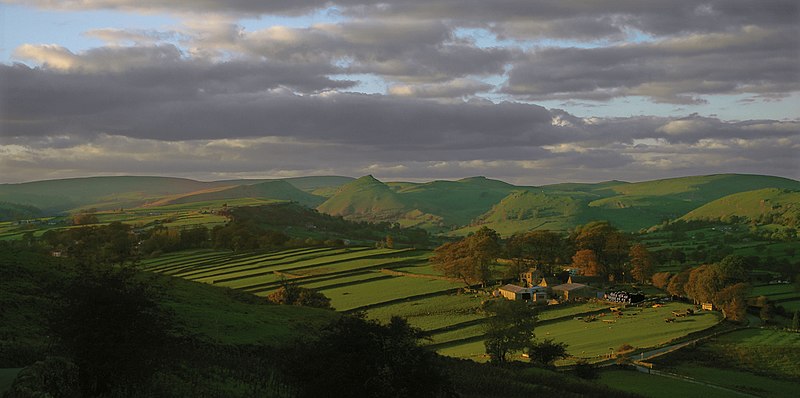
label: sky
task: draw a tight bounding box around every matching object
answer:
[0,1,798,185]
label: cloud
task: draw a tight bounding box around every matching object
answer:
[503,25,799,103]
[2,1,798,184]
[388,78,493,99]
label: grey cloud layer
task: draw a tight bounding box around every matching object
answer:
[1,0,798,183]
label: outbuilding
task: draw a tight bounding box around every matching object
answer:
[498,284,533,301]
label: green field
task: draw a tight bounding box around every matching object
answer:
[598,369,737,398]
[144,247,463,313]
[143,242,728,369]
[436,303,722,361]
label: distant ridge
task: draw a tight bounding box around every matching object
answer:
[0,173,797,233]
[155,180,326,207]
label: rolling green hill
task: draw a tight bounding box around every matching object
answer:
[2,173,797,234]
[156,180,325,208]
[317,175,418,222]
[0,176,225,213]
[679,188,800,227]
[451,190,590,236]
[392,177,517,226]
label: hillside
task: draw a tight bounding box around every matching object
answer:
[317,175,418,222]
[156,180,326,208]
[0,176,232,214]
[1,173,797,234]
[453,190,590,236]
[392,177,518,226]
[283,176,355,197]
[679,188,800,227]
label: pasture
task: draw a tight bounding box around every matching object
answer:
[435,303,721,362]
[145,247,724,364]
[142,247,464,312]
[597,369,735,398]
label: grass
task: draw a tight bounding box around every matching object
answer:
[697,328,800,379]
[666,364,799,397]
[597,369,735,398]
[317,276,462,312]
[154,273,337,345]
[366,293,485,331]
[436,303,722,361]
[537,302,610,321]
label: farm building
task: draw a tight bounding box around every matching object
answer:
[551,283,596,301]
[498,284,532,301]
[537,277,561,288]
[520,268,542,288]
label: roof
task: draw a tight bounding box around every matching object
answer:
[499,284,529,294]
[538,277,560,287]
[551,283,591,291]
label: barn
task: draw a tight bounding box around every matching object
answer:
[498,284,533,302]
[551,283,596,301]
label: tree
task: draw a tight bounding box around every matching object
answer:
[717,255,749,285]
[570,222,630,281]
[267,281,333,310]
[667,268,691,297]
[385,234,394,249]
[50,266,178,396]
[570,249,602,277]
[430,227,501,287]
[506,230,568,276]
[685,264,724,304]
[526,339,569,368]
[629,244,654,284]
[651,272,672,290]
[481,299,537,363]
[714,282,749,322]
[759,301,774,325]
[280,314,451,398]
[573,359,599,380]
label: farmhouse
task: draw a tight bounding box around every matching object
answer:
[520,268,542,288]
[551,282,596,301]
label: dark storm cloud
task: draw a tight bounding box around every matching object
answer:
[0,62,556,147]
[504,25,799,103]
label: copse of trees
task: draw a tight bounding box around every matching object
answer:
[279,314,452,398]
[570,221,631,281]
[267,281,333,310]
[667,255,752,322]
[430,226,501,287]
[506,230,570,277]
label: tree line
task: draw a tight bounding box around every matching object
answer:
[431,221,655,287]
